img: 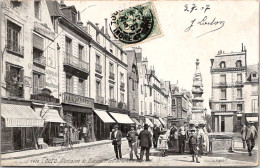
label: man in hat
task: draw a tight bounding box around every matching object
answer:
[136,124,143,148]
[126,124,140,160]
[178,122,188,154]
[188,127,200,163]
[245,121,258,156]
[138,124,152,161]
[111,124,122,159]
[153,124,161,148]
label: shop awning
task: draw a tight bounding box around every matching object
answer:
[246,117,258,122]
[145,118,154,127]
[154,118,161,126]
[1,104,44,127]
[42,109,66,123]
[159,118,166,126]
[109,112,134,124]
[131,118,140,125]
[94,109,116,123]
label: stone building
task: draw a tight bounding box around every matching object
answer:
[1,0,61,152]
[243,64,259,129]
[210,44,247,132]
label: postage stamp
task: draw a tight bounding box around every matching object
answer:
[110,2,163,48]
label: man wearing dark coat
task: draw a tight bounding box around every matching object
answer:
[153,124,161,148]
[138,124,152,161]
[111,124,122,159]
[245,121,258,156]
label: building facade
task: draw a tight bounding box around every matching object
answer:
[210,45,247,132]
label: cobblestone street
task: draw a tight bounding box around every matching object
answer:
[1,139,258,167]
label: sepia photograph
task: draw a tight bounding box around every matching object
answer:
[0,0,259,167]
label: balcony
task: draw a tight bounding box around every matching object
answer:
[109,72,115,80]
[95,63,102,74]
[109,99,117,108]
[235,81,243,86]
[63,52,89,77]
[6,40,24,57]
[95,96,104,104]
[63,92,94,108]
[33,56,46,67]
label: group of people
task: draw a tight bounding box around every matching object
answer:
[110,122,211,163]
[241,121,258,156]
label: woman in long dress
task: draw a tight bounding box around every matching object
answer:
[157,129,169,157]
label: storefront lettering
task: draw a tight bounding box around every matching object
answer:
[63,93,94,108]
[34,22,55,40]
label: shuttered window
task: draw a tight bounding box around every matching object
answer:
[33,72,45,94]
[33,34,44,51]
[66,74,73,93]
[78,78,85,96]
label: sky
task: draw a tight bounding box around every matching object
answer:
[66,1,259,111]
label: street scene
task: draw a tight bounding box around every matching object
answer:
[1,0,259,167]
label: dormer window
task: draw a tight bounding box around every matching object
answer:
[236,60,242,67]
[252,74,256,77]
[96,32,100,43]
[220,61,226,68]
[71,12,76,24]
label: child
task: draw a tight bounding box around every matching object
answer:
[189,128,200,163]
[158,129,169,157]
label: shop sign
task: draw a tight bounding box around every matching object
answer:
[63,92,94,108]
[31,88,59,103]
[34,22,55,40]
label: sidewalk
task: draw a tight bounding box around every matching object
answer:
[1,138,127,160]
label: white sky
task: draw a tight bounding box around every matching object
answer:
[66,1,259,111]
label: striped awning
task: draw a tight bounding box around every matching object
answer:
[131,118,140,125]
[109,112,134,124]
[145,118,154,127]
[35,107,65,123]
[94,109,116,123]
[159,118,166,126]
[1,104,44,127]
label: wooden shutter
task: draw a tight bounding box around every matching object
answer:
[39,74,45,90]
[33,34,44,51]
[19,69,24,83]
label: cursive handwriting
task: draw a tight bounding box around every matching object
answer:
[184,4,210,13]
[184,16,225,38]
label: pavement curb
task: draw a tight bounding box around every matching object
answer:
[2,139,127,160]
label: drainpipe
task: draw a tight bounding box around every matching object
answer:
[117,62,119,106]
[104,53,106,104]
[89,43,91,98]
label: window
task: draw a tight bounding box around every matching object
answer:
[33,34,44,64]
[252,99,258,113]
[237,104,242,112]
[110,42,113,53]
[221,89,226,99]
[236,60,242,67]
[96,55,100,64]
[96,80,101,97]
[120,92,124,102]
[34,0,41,19]
[7,21,22,54]
[120,73,124,83]
[120,52,123,61]
[220,74,226,83]
[109,86,114,100]
[5,64,24,97]
[65,37,72,56]
[109,62,114,73]
[33,72,45,94]
[220,61,226,68]
[237,89,242,98]
[221,105,226,111]
[237,73,242,83]
[253,74,257,77]
[78,78,85,96]
[10,0,22,8]
[144,102,147,113]
[221,116,225,132]
[66,75,73,93]
[96,32,100,43]
[71,12,76,24]
[51,17,58,33]
[78,44,84,60]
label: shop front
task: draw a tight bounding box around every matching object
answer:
[1,101,44,153]
[109,112,135,137]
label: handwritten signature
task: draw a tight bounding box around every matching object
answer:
[184,16,225,38]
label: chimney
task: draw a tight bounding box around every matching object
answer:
[77,11,83,26]
[210,59,214,67]
[105,18,110,38]
[95,23,99,29]
[60,0,66,7]
[242,43,244,52]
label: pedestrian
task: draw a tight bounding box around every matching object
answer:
[126,124,140,160]
[138,124,152,162]
[195,125,202,155]
[188,127,200,163]
[201,124,209,155]
[178,123,187,154]
[136,125,143,148]
[169,123,178,148]
[245,121,258,156]
[158,129,169,157]
[111,124,122,159]
[153,124,161,148]
[241,124,247,148]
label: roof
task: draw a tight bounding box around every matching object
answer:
[46,1,63,17]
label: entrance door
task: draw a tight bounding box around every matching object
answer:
[24,128,34,149]
[13,127,22,150]
[237,117,242,132]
